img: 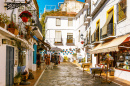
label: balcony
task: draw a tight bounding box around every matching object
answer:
[66,38,75,46]
[101,23,116,41]
[91,31,102,46]
[54,38,63,46]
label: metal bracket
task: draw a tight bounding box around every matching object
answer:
[4,0,32,10]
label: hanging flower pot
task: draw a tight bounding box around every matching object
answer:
[19,11,32,22]
[22,17,28,22]
[81,41,84,44]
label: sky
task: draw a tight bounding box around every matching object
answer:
[37,0,85,17]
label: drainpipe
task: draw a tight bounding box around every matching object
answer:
[11,9,14,22]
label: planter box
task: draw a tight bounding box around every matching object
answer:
[7,28,19,35]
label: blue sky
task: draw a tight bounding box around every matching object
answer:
[37,0,85,17]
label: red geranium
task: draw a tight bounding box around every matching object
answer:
[19,11,32,18]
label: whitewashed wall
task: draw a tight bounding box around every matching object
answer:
[45,17,76,61]
[90,0,130,67]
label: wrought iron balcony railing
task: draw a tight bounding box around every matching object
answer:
[66,38,75,46]
[100,23,116,39]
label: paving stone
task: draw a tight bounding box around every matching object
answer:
[37,62,119,86]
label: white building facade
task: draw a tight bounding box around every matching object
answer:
[90,0,130,81]
[45,13,77,62]
[0,0,43,85]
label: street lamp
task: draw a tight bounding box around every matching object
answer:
[80,34,83,39]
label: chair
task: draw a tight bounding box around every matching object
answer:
[82,63,91,72]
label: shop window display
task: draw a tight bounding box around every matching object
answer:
[116,52,130,70]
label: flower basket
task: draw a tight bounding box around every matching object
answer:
[19,11,32,22]
[7,28,19,35]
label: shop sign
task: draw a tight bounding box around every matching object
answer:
[2,39,15,46]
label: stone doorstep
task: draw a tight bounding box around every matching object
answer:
[72,62,130,86]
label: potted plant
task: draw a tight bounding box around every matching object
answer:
[7,22,19,35]
[14,73,22,85]
[0,13,10,28]
[19,11,32,22]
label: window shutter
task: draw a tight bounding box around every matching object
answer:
[56,18,61,26]
[55,31,61,42]
[118,0,126,22]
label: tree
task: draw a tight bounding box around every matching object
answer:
[40,10,60,40]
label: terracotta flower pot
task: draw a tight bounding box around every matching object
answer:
[7,28,19,35]
[22,17,28,22]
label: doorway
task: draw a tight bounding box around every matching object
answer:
[6,46,14,86]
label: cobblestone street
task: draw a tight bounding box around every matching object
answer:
[37,62,119,86]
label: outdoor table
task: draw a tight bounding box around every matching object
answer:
[90,67,101,74]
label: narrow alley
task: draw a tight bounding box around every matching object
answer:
[37,62,119,86]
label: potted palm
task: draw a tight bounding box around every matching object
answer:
[19,11,32,22]
[7,22,19,35]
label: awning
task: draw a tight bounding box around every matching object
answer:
[38,38,51,50]
[33,36,38,41]
[90,34,130,54]
[102,11,113,36]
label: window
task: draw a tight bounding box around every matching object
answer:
[118,0,127,22]
[96,22,100,41]
[55,31,62,43]
[68,18,73,26]
[56,18,61,26]
[67,33,73,43]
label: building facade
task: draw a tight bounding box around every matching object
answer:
[0,0,44,85]
[60,0,84,13]
[45,0,130,82]
[89,0,130,81]
[45,12,77,62]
